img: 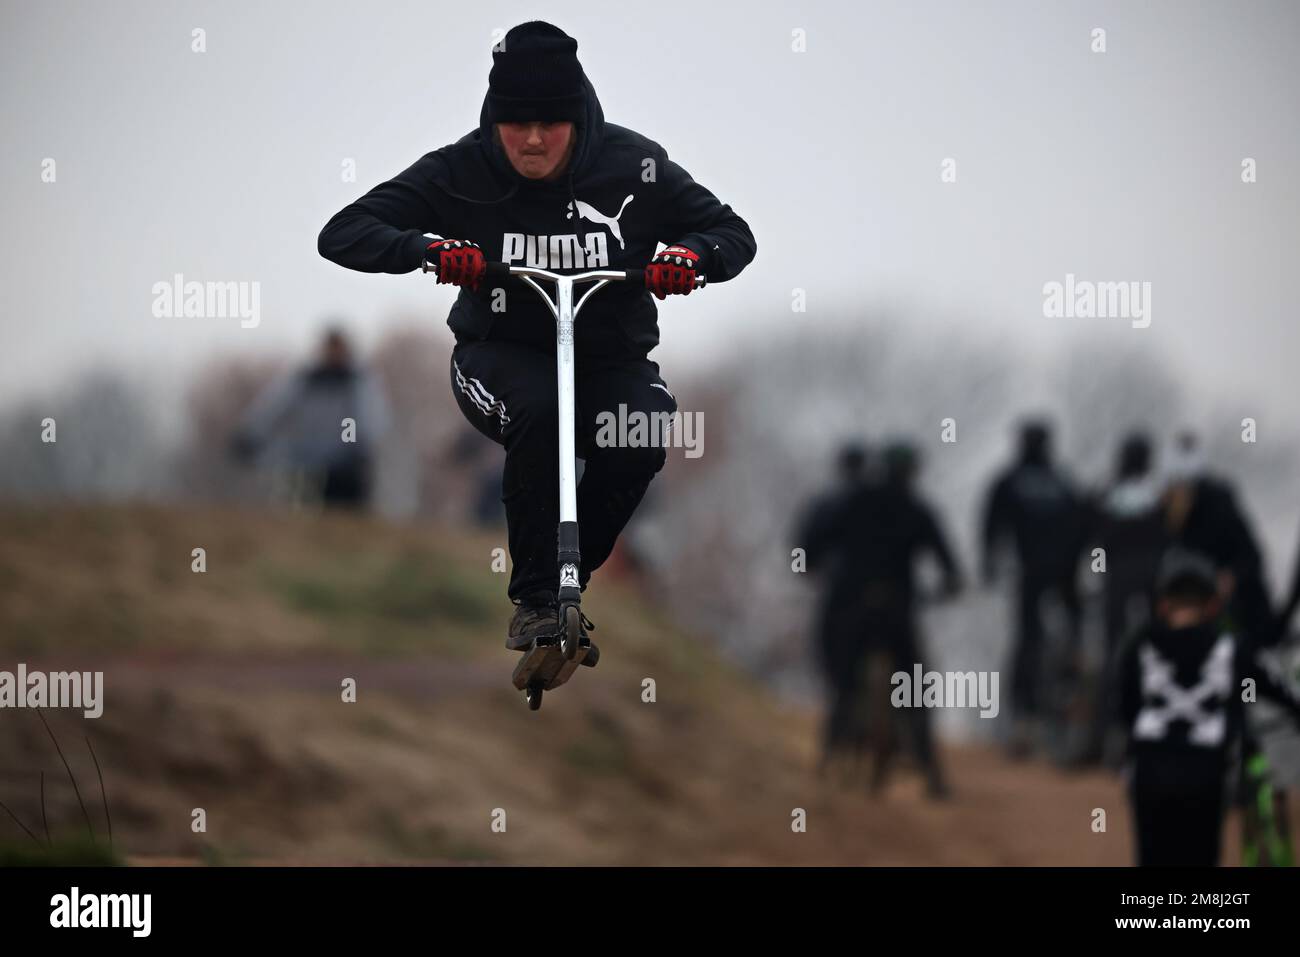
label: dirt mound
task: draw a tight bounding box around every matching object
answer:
[0,504,1236,865]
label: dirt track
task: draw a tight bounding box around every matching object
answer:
[12,651,1146,866]
[2,505,1290,866]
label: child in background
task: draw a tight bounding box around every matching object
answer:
[1119,548,1300,866]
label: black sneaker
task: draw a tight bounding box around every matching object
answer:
[506,593,557,651]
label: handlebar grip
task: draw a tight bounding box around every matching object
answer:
[631,269,708,289]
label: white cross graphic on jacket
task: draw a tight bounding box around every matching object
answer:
[1133,634,1233,747]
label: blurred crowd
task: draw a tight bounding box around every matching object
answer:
[798,421,1300,865]
[210,325,1300,866]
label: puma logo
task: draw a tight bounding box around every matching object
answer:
[567,195,634,249]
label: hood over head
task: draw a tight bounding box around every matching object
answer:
[475,73,605,205]
[439,22,605,209]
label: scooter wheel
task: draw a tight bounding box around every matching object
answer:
[526,682,544,711]
[561,604,582,661]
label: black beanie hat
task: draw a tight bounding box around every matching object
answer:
[1155,548,1219,601]
[488,22,586,124]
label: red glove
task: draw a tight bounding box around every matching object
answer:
[646,245,700,300]
[423,238,486,291]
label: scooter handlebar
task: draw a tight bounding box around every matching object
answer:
[480,262,706,289]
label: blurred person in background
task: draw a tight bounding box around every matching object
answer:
[1159,430,1292,864]
[1161,430,1274,649]
[1118,549,1300,866]
[797,441,873,772]
[804,440,962,798]
[1081,431,1168,767]
[231,327,390,509]
[868,441,964,797]
[981,420,1089,756]
[1277,525,1300,642]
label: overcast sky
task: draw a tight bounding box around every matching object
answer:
[3,0,1298,432]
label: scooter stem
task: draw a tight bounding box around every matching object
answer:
[554,277,581,602]
[470,263,706,605]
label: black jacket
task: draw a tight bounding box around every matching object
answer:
[1089,476,1167,600]
[1168,476,1275,645]
[1118,620,1300,789]
[811,479,962,610]
[318,76,756,357]
[981,459,1088,581]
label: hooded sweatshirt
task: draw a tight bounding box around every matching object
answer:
[1118,619,1300,790]
[318,76,756,358]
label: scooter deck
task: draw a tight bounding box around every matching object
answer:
[511,635,591,692]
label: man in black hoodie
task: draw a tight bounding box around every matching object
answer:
[318,22,756,650]
[980,421,1088,751]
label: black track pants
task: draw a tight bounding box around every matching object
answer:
[1010,574,1082,718]
[1130,764,1225,866]
[449,338,677,602]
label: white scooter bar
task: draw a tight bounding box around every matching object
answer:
[477,263,705,527]
[430,260,705,613]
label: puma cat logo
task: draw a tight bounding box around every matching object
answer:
[567,195,634,249]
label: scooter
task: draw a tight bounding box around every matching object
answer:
[477,260,706,710]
